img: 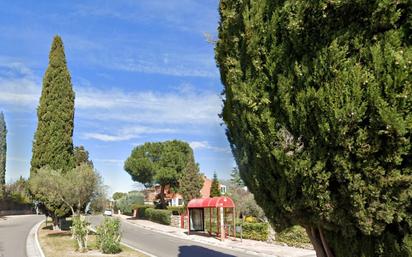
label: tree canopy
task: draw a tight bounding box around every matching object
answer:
[31,35,75,175]
[124,140,194,208]
[30,164,99,218]
[178,155,204,205]
[74,145,94,168]
[216,1,412,256]
[209,172,221,197]
[112,192,127,201]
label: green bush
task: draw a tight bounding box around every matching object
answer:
[96,218,121,254]
[277,225,311,248]
[237,222,269,241]
[167,206,185,215]
[71,215,90,252]
[145,208,171,225]
[131,204,153,219]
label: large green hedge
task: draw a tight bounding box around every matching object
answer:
[131,204,153,219]
[237,222,269,241]
[145,208,171,225]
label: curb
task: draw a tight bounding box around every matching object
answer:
[26,220,46,257]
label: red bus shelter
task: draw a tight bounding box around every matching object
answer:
[187,196,236,241]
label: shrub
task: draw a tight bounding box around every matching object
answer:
[277,225,311,248]
[145,208,171,225]
[71,215,90,252]
[96,218,121,254]
[131,204,153,219]
[237,222,269,241]
[167,206,185,215]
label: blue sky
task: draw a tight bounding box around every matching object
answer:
[0,1,235,195]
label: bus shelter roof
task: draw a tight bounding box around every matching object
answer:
[187,196,235,209]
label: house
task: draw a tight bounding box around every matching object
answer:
[143,176,227,206]
[142,184,184,207]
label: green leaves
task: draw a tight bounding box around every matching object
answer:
[124,140,195,207]
[210,172,221,197]
[29,164,99,217]
[178,155,203,204]
[31,35,75,175]
[216,0,412,255]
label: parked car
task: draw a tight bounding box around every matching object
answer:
[103,209,112,216]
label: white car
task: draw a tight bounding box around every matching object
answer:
[103,209,112,216]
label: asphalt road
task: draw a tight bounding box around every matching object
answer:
[0,214,44,257]
[89,215,255,257]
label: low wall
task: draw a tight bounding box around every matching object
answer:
[170,215,188,229]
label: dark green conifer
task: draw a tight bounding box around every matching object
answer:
[216,1,412,256]
[31,35,75,175]
[179,155,203,205]
[209,172,220,197]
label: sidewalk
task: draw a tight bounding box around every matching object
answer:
[114,214,316,257]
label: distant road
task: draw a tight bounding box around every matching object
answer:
[88,215,255,257]
[0,214,44,257]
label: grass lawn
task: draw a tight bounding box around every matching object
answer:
[38,222,148,257]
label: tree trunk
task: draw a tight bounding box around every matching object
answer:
[159,184,166,208]
[52,216,61,231]
[319,227,334,257]
[305,226,334,257]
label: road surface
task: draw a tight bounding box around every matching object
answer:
[0,214,44,257]
[89,215,256,257]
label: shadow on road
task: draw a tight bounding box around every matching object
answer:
[178,245,236,257]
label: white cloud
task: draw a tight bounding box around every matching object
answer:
[190,141,231,154]
[83,126,177,142]
[0,61,224,146]
[111,58,218,78]
[74,1,218,34]
[0,61,222,126]
[75,86,222,125]
[0,61,40,110]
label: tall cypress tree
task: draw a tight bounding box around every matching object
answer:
[0,112,6,191]
[216,1,412,256]
[209,172,220,197]
[31,35,75,176]
[179,155,204,205]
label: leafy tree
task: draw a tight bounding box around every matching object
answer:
[89,181,108,214]
[223,179,265,220]
[178,156,204,205]
[31,35,75,175]
[209,172,220,197]
[216,1,412,257]
[115,191,144,215]
[230,167,244,187]
[5,176,31,204]
[112,192,127,201]
[30,164,99,228]
[74,145,94,168]
[124,140,193,208]
[0,112,6,196]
